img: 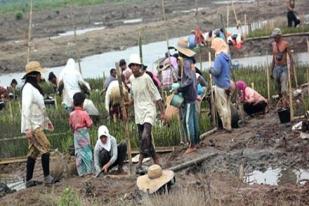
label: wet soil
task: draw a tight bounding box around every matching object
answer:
[1,0,309,73]
[0,110,308,205]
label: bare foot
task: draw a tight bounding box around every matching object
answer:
[184,147,197,154]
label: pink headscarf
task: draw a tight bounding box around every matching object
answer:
[235,80,247,100]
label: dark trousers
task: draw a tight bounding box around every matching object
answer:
[287,11,300,27]
[243,101,267,116]
[137,123,155,158]
[99,143,127,170]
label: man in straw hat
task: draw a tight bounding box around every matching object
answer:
[209,37,233,132]
[137,164,175,194]
[21,61,55,187]
[271,28,294,97]
[128,54,165,174]
[171,37,200,154]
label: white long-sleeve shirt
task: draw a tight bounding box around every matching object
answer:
[93,136,118,173]
[21,83,49,133]
[105,81,129,112]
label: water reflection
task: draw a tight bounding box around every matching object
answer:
[245,167,309,186]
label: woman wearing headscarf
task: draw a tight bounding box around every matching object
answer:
[94,125,127,175]
[235,80,268,116]
[58,58,91,112]
[21,61,55,187]
[209,38,233,132]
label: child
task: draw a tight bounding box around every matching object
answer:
[69,92,93,176]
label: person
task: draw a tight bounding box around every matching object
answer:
[94,125,127,175]
[271,28,293,97]
[69,92,93,176]
[105,80,130,120]
[7,79,18,99]
[48,72,58,93]
[103,68,117,92]
[235,80,268,116]
[287,0,300,27]
[119,59,132,87]
[58,58,91,112]
[141,65,161,91]
[159,57,178,90]
[0,85,9,100]
[128,54,165,173]
[209,37,233,132]
[21,61,55,187]
[137,164,175,194]
[172,37,200,154]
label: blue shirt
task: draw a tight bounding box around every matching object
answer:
[210,52,232,89]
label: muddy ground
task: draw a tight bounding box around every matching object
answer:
[0,110,308,205]
[1,0,309,73]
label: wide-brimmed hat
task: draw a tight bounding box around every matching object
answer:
[23,61,46,78]
[128,54,142,68]
[176,37,196,57]
[137,164,175,194]
[271,28,282,37]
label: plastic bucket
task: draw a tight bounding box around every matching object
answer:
[170,93,184,108]
[277,108,290,123]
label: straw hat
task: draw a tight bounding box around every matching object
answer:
[23,61,46,78]
[128,54,142,68]
[176,37,196,57]
[271,28,282,38]
[137,164,175,194]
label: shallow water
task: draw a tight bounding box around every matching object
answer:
[50,26,106,39]
[245,167,309,186]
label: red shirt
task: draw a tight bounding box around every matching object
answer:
[69,107,93,132]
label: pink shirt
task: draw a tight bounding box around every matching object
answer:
[244,87,267,104]
[69,107,93,132]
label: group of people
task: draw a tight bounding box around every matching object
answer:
[19,20,293,193]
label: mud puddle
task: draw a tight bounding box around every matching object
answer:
[245,167,309,186]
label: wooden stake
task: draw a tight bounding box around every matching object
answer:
[115,63,132,176]
[26,0,33,63]
[161,0,170,50]
[287,53,294,121]
[209,52,216,127]
[251,82,255,90]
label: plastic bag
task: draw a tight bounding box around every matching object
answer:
[83,99,99,116]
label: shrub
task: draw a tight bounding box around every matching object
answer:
[15,11,23,20]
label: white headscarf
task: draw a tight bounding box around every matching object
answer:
[95,125,112,152]
[58,58,90,107]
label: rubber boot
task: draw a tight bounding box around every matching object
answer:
[26,156,38,188]
[41,153,54,184]
[26,156,36,181]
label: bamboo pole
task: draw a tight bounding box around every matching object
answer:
[115,63,132,176]
[138,31,143,65]
[226,5,230,28]
[291,50,298,88]
[266,51,271,101]
[70,0,82,74]
[161,0,169,49]
[26,0,33,63]
[209,52,216,127]
[231,0,239,27]
[287,53,294,121]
